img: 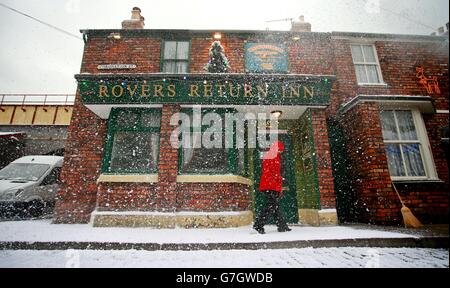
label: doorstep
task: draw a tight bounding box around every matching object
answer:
[91,210,254,228]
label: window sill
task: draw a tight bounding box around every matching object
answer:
[176,175,252,186]
[357,83,389,87]
[392,179,444,184]
[97,174,158,183]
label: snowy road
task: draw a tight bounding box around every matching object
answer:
[0,248,448,268]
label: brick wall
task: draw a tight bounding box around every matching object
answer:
[330,38,449,112]
[54,92,107,223]
[311,109,336,209]
[289,34,334,75]
[176,183,251,211]
[97,182,159,211]
[54,35,162,223]
[81,37,161,74]
[332,37,448,225]
[339,103,402,225]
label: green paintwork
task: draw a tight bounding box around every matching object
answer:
[291,110,321,210]
[327,118,356,223]
[102,108,161,174]
[78,77,332,106]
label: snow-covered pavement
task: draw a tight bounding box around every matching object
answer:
[0,219,419,244]
[0,219,447,268]
[0,247,448,268]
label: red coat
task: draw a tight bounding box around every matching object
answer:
[259,141,284,193]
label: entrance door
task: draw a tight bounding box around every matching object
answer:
[254,133,299,224]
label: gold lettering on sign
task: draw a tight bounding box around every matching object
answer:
[90,81,322,102]
[256,85,268,97]
[141,85,150,97]
[167,85,176,97]
[112,85,124,97]
[281,86,288,98]
[229,84,240,97]
[216,84,225,97]
[290,86,300,97]
[153,85,163,97]
[244,84,253,97]
[304,86,314,98]
[189,85,200,97]
[99,85,109,97]
[204,85,213,97]
[127,85,138,97]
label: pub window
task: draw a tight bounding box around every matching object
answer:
[103,108,161,174]
[162,41,189,73]
[380,109,437,180]
[178,108,247,176]
[351,44,384,85]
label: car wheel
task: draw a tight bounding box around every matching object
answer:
[27,200,45,217]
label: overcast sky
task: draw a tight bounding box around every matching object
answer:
[0,0,448,94]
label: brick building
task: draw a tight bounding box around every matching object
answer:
[54,8,449,227]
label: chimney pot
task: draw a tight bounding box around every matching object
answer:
[122,7,145,29]
[291,15,311,32]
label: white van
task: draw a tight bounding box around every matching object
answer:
[0,155,63,217]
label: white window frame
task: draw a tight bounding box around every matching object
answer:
[351,44,385,86]
[381,108,438,181]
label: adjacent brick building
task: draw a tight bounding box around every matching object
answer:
[54,8,448,227]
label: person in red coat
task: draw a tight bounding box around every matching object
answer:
[253,140,291,234]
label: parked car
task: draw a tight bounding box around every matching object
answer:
[0,155,63,217]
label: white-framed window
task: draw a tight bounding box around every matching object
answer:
[380,109,438,181]
[162,41,189,73]
[351,44,384,85]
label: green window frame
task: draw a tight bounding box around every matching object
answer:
[102,108,162,174]
[161,40,190,73]
[178,108,249,176]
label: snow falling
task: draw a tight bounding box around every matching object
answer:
[0,0,448,269]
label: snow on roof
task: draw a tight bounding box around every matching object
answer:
[11,155,63,166]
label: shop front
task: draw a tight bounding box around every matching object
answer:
[53,8,448,227]
[71,73,336,227]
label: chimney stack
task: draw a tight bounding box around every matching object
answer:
[291,15,311,32]
[122,7,145,29]
[431,22,449,37]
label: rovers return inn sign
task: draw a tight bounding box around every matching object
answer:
[77,75,334,106]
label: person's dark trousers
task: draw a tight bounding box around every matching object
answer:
[254,190,288,230]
